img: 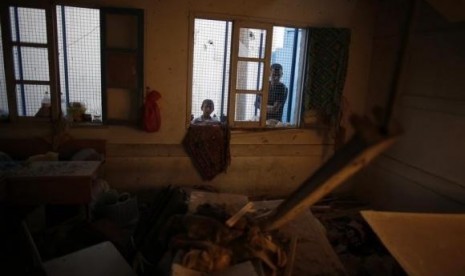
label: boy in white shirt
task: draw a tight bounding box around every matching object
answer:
[191,99,220,125]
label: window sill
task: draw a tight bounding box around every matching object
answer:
[69,122,108,129]
[231,124,330,132]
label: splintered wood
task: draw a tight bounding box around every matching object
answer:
[225,202,254,227]
[169,191,345,276]
[170,115,399,275]
[261,114,401,231]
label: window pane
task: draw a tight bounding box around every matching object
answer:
[16,84,50,117]
[0,23,9,118]
[105,14,138,49]
[191,18,232,122]
[234,93,260,122]
[236,61,263,91]
[10,7,47,44]
[270,26,306,126]
[238,28,266,59]
[13,46,50,81]
[57,6,101,117]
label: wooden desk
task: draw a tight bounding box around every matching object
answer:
[6,161,101,205]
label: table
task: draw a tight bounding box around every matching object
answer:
[6,161,101,205]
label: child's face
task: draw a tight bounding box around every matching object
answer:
[202,102,214,116]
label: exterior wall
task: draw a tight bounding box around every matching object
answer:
[353,0,465,211]
[0,0,376,197]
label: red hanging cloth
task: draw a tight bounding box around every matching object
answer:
[143,88,161,132]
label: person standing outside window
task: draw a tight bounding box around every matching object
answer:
[255,63,288,122]
[191,99,220,125]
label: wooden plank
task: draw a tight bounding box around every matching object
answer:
[361,211,465,276]
[186,192,344,275]
[261,115,401,231]
[225,202,254,227]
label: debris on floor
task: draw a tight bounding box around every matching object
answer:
[312,195,406,276]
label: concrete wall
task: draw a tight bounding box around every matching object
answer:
[0,0,376,197]
[353,0,465,211]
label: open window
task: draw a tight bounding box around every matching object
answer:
[56,5,101,122]
[0,4,143,125]
[189,16,307,128]
[1,6,55,119]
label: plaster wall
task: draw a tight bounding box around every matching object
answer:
[0,0,376,197]
[353,0,465,211]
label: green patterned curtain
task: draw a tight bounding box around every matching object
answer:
[302,28,351,127]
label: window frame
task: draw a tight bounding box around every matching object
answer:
[0,3,144,126]
[1,3,60,122]
[229,20,273,128]
[187,12,308,129]
[100,7,144,125]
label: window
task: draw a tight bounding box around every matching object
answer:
[10,7,51,118]
[56,6,101,119]
[0,22,8,120]
[190,17,307,128]
[0,5,143,124]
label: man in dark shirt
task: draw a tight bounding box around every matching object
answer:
[255,63,288,121]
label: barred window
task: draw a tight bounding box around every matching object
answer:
[0,5,143,125]
[0,22,9,119]
[190,17,307,128]
[56,6,101,119]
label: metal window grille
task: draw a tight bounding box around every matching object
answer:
[0,23,9,118]
[10,7,49,117]
[192,19,306,127]
[270,27,306,125]
[16,84,49,116]
[56,6,101,117]
[191,18,232,123]
[11,8,47,44]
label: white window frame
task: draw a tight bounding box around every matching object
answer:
[229,21,272,128]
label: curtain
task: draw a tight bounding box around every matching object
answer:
[302,28,351,127]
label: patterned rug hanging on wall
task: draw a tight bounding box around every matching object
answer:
[182,124,231,181]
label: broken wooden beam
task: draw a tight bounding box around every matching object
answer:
[261,115,401,231]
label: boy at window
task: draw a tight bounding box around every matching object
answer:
[255,63,288,122]
[192,99,220,125]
